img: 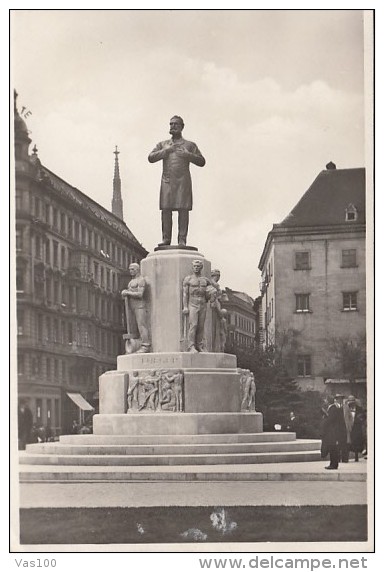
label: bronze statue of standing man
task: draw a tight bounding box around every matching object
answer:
[148,116,206,247]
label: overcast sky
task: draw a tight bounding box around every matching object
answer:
[11,9,366,296]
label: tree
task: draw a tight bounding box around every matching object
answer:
[325,334,366,384]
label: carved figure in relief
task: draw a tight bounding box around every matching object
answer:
[139,370,160,411]
[121,263,151,354]
[127,370,140,411]
[240,369,256,412]
[148,115,206,247]
[182,259,217,353]
[173,370,184,412]
[160,369,184,412]
[210,269,229,353]
[160,381,177,411]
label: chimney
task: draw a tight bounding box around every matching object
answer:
[326,161,336,170]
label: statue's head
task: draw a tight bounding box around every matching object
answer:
[169,115,184,136]
[129,262,140,276]
[211,269,221,282]
[192,259,203,273]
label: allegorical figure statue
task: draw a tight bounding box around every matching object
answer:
[121,263,151,354]
[148,115,206,247]
[127,370,140,411]
[182,259,217,353]
[210,269,228,353]
[240,369,256,412]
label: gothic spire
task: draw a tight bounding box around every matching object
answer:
[112,145,124,220]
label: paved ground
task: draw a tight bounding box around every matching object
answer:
[19,480,367,508]
[18,459,368,508]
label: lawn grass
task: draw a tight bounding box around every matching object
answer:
[19,505,367,545]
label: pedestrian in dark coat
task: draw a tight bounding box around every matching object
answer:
[322,394,346,470]
[347,397,365,461]
[18,400,33,450]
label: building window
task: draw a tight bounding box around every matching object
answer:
[36,399,43,422]
[53,319,59,343]
[34,197,41,218]
[53,241,58,267]
[16,268,25,293]
[53,208,58,230]
[295,294,310,312]
[74,221,80,242]
[16,229,23,251]
[45,239,50,264]
[46,357,51,378]
[68,217,73,239]
[60,212,66,234]
[297,355,312,376]
[37,314,43,341]
[16,193,23,211]
[343,292,358,311]
[61,246,66,269]
[295,251,310,270]
[18,354,25,374]
[17,309,24,335]
[93,262,99,283]
[341,249,357,268]
[45,203,50,223]
[35,235,42,259]
[345,204,358,222]
[46,316,51,341]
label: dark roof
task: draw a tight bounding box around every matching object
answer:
[279,168,366,228]
[39,165,147,253]
[224,288,255,309]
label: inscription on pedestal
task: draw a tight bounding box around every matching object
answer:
[136,355,180,367]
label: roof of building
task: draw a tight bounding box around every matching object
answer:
[258,166,366,270]
[39,164,146,251]
[279,167,366,228]
[223,287,255,310]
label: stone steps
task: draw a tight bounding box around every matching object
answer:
[59,431,296,445]
[18,463,366,483]
[19,448,321,466]
[25,439,320,457]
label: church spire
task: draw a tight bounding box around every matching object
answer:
[112,145,124,220]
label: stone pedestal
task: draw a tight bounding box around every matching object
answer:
[141,248,213,352]
[92,247,264,441]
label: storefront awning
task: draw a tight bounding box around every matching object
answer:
[66,392,95,411]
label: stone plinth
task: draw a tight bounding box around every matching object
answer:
[141,248,213,352]
[100,353,241,414]
[93,412,263,435]
[99,372,128,414]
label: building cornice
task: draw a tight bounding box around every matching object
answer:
[258,222,366,270]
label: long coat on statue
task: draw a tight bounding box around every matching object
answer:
[148,138,205,210]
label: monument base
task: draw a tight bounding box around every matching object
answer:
[93,412,263,435]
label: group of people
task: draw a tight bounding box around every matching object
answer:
[18,400,56,449]
[321,393,366,470]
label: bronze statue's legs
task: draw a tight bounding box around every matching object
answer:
[161,209,172,245]
[177,209,189,246]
